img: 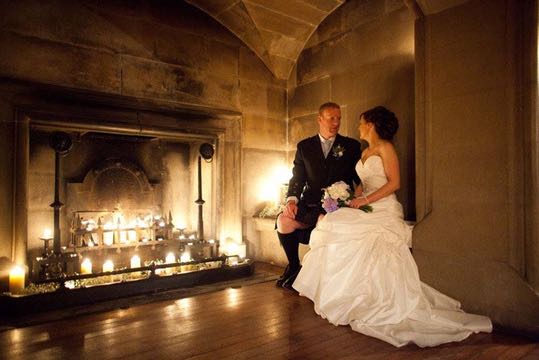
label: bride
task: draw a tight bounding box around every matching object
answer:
[292,106,492,348]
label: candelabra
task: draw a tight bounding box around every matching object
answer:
[196,143,214,242]
[39,131,75,279]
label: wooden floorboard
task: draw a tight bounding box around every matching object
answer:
[1,263,537,360]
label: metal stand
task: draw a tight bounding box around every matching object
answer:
[195,143,214,242]
[46,132,73,278]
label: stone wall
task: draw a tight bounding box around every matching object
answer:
[288,0,416,220]
[413,0,539,335]
[0,0,287,263]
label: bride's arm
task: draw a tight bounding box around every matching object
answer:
[349,144,400,207]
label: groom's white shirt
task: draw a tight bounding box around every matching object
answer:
[286,134,335,204]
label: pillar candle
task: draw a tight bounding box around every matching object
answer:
[165,253,176,274]
[103,260,114,272]
[119,231,127,243]
[180,252,191,272]
[127,230,137,242]
[9,266,25,294]
[81,258,92,274]
[130,255,141,269]
[103,231,113,246]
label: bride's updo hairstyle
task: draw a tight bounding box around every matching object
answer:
[360,106,399,141]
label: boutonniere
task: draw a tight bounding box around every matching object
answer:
[332,144,345,158]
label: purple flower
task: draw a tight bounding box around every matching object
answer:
[322,197,339,213]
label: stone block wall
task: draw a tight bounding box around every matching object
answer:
[412,0,539,335]
[0,0,287,261]
[288,0,416,220]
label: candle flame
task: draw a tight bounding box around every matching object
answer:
[10,265,25,276]
[165,253,176,263]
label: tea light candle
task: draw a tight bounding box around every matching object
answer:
[103,260,114,272]
[81,258,92,274]
[9,266,25,294]
[130,255,141,269]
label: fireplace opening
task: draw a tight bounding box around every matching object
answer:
[27,127,216,281]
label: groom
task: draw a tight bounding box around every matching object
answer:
[276,102,361,289]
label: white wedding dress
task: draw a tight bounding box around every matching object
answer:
[293,155,492,347]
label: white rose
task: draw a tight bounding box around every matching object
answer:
[327,181,350,200]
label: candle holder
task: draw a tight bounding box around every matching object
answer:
[39,233,54,257]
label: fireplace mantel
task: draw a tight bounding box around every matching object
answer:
[6,81,243,267]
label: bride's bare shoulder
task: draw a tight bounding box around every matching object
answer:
[378,141,398,159]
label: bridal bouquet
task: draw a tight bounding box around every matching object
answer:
[321,181,373,213]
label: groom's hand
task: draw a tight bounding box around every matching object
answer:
[283,200,298,219]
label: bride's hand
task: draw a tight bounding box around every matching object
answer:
[349,197,368,209]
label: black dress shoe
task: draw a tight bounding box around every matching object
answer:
[282,266,301,291]
[275,265,291,287]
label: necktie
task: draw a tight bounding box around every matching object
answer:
[322,140,333,158]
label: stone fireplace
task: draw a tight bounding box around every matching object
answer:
[9,87,243,279]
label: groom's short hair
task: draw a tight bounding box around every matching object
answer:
[319,102,340,114]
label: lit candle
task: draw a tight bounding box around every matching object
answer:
[103,231,114,246]
[130,255,141,269]
[225,242,247,259]
[41,228,53,239]
[119,231,127,243]
[103,260,114,272]
[9,266,25,294]
[226,242,238,256]
[237,244,247,259]
[81,258,92,274]
[180,252,191,272]
[165,252,176,274]
[127,230,137,242]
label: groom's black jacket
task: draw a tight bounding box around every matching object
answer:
[288,134,361,207]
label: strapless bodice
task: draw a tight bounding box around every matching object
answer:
[356,155,390,196]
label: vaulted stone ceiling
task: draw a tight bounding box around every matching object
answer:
[185,0,470,80]
[185,0,345,80]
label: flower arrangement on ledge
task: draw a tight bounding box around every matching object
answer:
[256,202,284,219]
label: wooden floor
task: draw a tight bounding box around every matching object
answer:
[1,265,538,360]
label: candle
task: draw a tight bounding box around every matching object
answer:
[119,231,127,243]
[41,228,53,239]
[225,242,247,259]
[130,255,141,269]
[127,230,137,242]
[165,252,176,274]
[103,231,114,246]
[180,252,191,272]
[81,258,92,274]
[237,244,247,259]
[9,266,25,294]
[103,260,114,272]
